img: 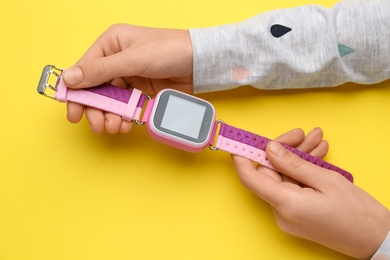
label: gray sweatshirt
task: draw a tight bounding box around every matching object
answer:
[190,0,390,93]
[189,0,390,258]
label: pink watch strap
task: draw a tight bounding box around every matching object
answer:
[215,132,275,170]
[214,122,354,182]
[55,79,147,122]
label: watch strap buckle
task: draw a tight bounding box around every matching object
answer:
[37,65,64,99]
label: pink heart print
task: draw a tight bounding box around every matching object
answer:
[232,67,252,81]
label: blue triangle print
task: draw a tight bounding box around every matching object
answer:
[338,44,355,57]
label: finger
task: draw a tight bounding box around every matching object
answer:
[255,163,283,182]
[266,141,331,189]
[74,24,127,67]
[85,108,105,134]
[274,128,305,147]
[62,54,122,88]
[104,113,122,134]
[67,102,85,123]
[275,127,328,158]
[308,140,329,159]
[256,162,300,186]
[232,155,284,204]
[295,127,323,153]
[75,33,107,64]
[280,175,300,185]
[273,129,313,186]
[62,26,121,87]
[257,129,304,185]
[110,77,128,89]
[120,120,133,133]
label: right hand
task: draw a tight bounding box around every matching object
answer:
[62,24,193,134]
[233,128,390,259]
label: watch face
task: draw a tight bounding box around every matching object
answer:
[151,90,215,145]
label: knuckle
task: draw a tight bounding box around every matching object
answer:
[276,218,300,236]
[101,24,127,42]
[238,173,252,189]
[107,23,125,32]
[236,170,258,191]
[286,154,306,171]
[275,197,303,224]
[91,59,106,77]
[106,23,132,36]
[276,218,294,234]
[274,201,303,236]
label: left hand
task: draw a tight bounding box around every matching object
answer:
[62,24,193,134]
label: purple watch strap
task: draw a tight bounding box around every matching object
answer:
[218,123,354,182]
[55,80,147,122]
[87,84,147,108]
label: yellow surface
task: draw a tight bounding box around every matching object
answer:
[1,0,389,259]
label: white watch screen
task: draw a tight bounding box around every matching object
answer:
[153,90,215,143]
[161,95,206,139]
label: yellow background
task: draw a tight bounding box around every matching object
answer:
[1,0,389,259]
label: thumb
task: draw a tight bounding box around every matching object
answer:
[266,141,329,188]
[62,53,132,89]
[62,65,85,87]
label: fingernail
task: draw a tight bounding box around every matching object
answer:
[308,127,319,136]
[269,141,288,157]
[63,66,83,86]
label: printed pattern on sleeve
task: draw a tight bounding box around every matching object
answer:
[189,0,390,93]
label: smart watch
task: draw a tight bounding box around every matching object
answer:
[37,65,354,182]
[144,89,216,152]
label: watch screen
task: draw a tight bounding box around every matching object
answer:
[161,95,206,139]
[153,90,215,143]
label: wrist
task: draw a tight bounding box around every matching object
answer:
[356,208,390,259]
[368,210,390,259]
[178,29,194,94]
[372,228,390,259]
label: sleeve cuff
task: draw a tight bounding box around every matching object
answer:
[372,230,390,259]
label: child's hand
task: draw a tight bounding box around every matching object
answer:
[232,128,390,259]
[62,24,193,134]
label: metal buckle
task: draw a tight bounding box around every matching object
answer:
[209,119,224,151]
[135,94,152,126]
[37,65,64,99]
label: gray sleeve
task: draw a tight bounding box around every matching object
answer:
[372,231,390,259]
[189,0,390,93]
